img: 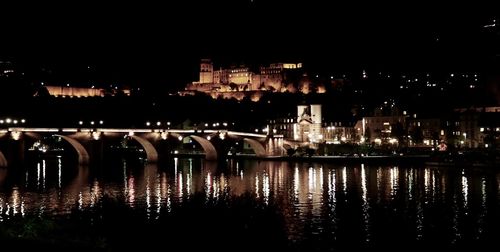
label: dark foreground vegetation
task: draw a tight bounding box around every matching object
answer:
[0,193,288,252]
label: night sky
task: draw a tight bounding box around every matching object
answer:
[0,1,497,89]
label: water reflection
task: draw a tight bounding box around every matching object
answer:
[361,164,370,242]
[0,158,499,246]
[461,170,469,213]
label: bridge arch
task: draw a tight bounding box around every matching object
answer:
[243,138,267,157]
[55,135,90,165]
[189,135,217,161]
[0,151,7,167]
[129,135,158,163]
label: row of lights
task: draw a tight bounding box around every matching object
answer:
[255,127,277,134]
[79,120,104,126]
[204,122,229,127]
[126,131,226,141]
[0,118,26,124]
[205,132,227,140]
[89,129,229,142]
[146,121,171,127]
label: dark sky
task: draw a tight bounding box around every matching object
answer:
[0,1,498,88]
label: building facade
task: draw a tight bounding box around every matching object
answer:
[186,59,303,95]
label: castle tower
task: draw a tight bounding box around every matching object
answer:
[310,104,323,142]
[297,105,309,123]
[310,104,322,124]
[199,59,213,84]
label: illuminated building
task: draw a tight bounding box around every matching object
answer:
[294,104,323,143]
[354,102,407,145]
[267,104,323,143]
[185,59,303,99]
[454,106,500,148]
[268,104,356,145]
[40,86,131,98]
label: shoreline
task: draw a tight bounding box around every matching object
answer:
[231,154,431,164]
[173,153,431,164]
[171,153,499,167]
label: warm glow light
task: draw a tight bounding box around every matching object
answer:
[11,131,21,140]
[92,131,101,140]
[160,132,168,140]
[178,136,183,141]
[206,136,211,140]
[128,131,134,136]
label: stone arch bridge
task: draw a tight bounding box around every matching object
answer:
[0,128,284,167]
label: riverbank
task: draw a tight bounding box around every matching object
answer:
[172,152,430,164]
[172,152,499,168]
[233,154,431,164]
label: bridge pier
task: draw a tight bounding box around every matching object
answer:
[265,135,284,156]
[0,134,27,167]
[0,151,6,167]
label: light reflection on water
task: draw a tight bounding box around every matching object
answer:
[0,158,500,246]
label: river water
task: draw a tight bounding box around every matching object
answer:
[1,157,499,250]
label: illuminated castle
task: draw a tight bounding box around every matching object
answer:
[185,59,303,98]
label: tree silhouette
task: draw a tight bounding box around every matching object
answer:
[391,122,406,146]
[364,127,371,142]
[411,126,424,145]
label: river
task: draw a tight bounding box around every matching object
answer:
[1,157,499,250]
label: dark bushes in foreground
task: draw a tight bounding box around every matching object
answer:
[0,193,288,252]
